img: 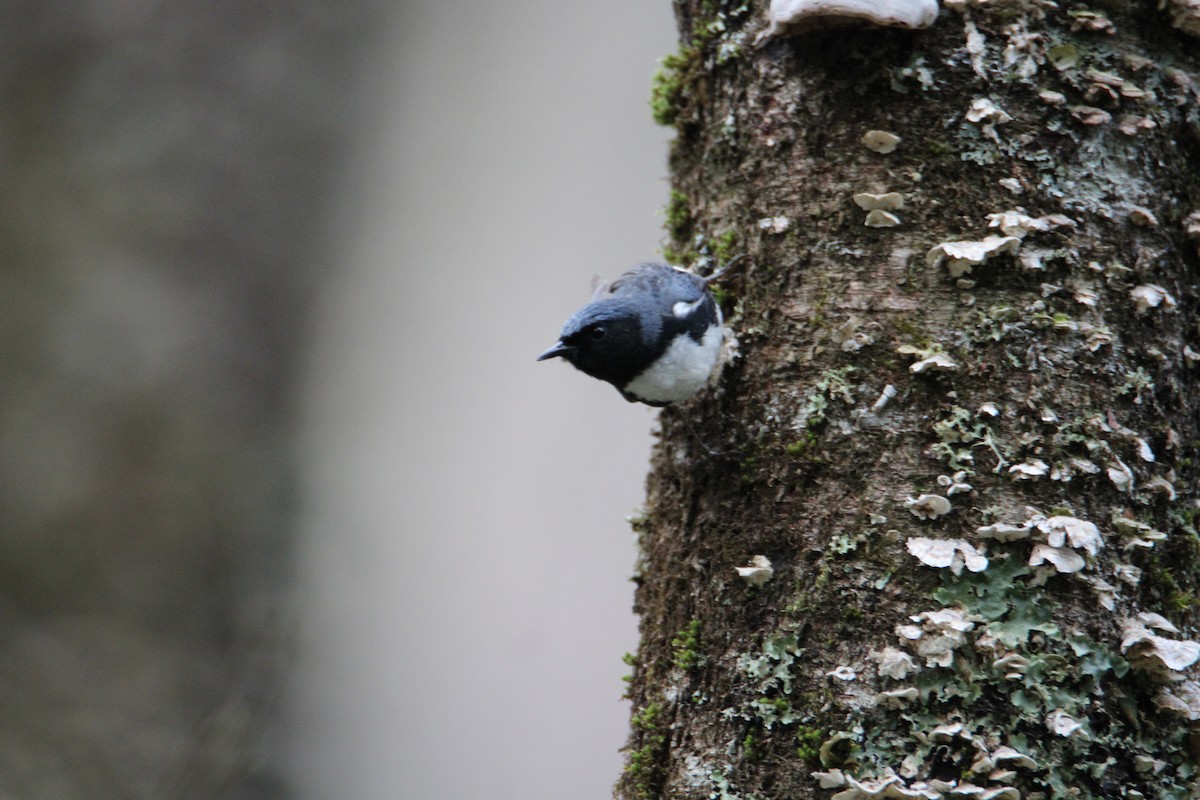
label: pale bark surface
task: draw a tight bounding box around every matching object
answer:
[620,3,1200,799]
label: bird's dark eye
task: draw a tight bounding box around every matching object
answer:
[589,326,607,341]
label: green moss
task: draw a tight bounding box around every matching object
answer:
[624,741,666,800]
[649,48,699,127]
[711,228,740,264]
[631,701,664,730]
[672,619,704,671]
[664,189,692,244]
[625,701,669,800]
[621,651,638,698]
[742,732,761,762]
[739,454,759,484]
[796,725,824,763]
[785,433,817,456]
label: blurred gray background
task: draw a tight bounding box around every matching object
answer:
[287,2,676,798]
[0,1,674,798]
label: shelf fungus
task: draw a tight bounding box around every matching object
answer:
[755,0,939,42]
[854,191,903,228]
[906,536,988,575]
[976,522,1032,542]
[1008,459,1049,480]
[927,235,1020,277]
[1121,617,1200,678]
[908,352,959,374]
[965,98,1012,125]
[861,129,901,153]
[1036,515,1103,555]
[1029,543,1086,574]
[985,209,1076,238]
[1045,709,1084,738]
[904,494,952,520]
[1158,681,1200,721]
[734,554,775,586]
[899,608,976,667]
[1130,284,1177,314]
[871,646,918,680]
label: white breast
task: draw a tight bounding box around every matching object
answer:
[623,323,724,404]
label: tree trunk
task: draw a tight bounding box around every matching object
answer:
[618,3,1200,799]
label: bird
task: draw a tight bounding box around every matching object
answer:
[537,262,728,406]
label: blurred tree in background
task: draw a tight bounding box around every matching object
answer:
[0,3,376,796]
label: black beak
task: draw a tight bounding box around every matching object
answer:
[537,341,571,361]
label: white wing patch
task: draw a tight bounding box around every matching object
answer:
[672,298,706,319]
[623,322,724,404]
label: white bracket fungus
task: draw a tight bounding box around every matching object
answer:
[899,608,976,667]
[1070,105,1112,125]
[1113,515,1166,549]
[735,555,775,586]
[1070,10,1116,33]
[854,192,904,228]
[1144,475,1177,501]
[756,0,939,42]
[813,770,847,789]
[1107,459,1135,492]
[1130,284,1177,314]
[853,192,904,211]
[865,209,902,228]
[906,536,988,575]
[1157,680,1200,721]
[976,522,1031,542]
[927,235,1020,277]
[993,653,1030,680]
[937,472,972,495]
[758,216,792,234]
[1045,709,1084,737]
[909,352,960,373]
[862,130,901,153]
[871,646,918,680]
[1137,611,1179,633]
[1029,543,1086,574]
[1036,515,1103,555]
[827,665,858,681]
[904,494,952,520]
[992,746,1037,770]
[985,210,1076,238]
[1121,617,1200,677]
[1008,459,1049,480]
[965,98,1012,125]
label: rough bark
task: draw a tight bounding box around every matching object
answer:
[619,3,1200,799]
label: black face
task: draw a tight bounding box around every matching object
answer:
[544,309,649,389]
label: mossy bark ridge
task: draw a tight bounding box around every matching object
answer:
[619,3,1200,799]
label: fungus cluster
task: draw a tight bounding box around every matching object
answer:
[756,0,939,42]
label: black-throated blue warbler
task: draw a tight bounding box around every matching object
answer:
[537,262,727,406]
